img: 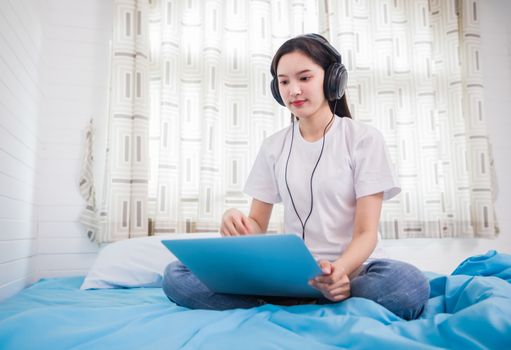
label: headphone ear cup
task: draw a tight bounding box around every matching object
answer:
[324,63,348,101]
[270,77,285,106]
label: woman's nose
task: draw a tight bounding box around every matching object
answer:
[288,82,301,97]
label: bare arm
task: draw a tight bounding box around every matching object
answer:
[220,199,273,236]
[333,191,383,275]
[310,192,383,301]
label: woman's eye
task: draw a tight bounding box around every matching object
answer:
[300,76,311,81]
[279,80,288,85]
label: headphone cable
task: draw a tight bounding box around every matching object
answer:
[284,102,337,241]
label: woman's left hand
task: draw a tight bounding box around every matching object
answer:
[309,261,351,302]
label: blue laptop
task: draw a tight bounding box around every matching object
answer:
[161,234,323,298]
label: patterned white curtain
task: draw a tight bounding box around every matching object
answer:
[318,0,499,238]
[95,0,151,242]
[88,0,498,242]
[145,0,316,234]
[146,0,498,238]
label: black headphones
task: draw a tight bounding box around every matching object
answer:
[270,33,348,106]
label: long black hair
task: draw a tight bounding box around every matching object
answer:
[270,35,352,119]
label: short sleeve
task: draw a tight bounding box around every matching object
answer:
[352,127,401,200]
[243,140,282,204]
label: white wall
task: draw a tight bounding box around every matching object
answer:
[0,0,43,300]
[35,0,111,278]
[480,0,511,243]
[0,0,111,300]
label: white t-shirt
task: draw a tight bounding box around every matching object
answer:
[243,116,401,262]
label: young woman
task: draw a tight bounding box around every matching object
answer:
[163,34,430,320]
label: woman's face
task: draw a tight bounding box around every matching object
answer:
[276,50,330,120]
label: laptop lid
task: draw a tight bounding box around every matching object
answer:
[161,234,323,298]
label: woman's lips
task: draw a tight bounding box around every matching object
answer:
[291,100,306,107]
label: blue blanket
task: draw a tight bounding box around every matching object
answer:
[1,250,510,349]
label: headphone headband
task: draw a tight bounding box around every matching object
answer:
[270,33,348,106]
[300,34,342,64]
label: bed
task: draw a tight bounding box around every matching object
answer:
[1,235,510,349]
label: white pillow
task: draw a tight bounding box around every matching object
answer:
[80,232,220,290]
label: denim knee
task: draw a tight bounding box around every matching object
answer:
[162,261,182,304]
[161,261,262,310]
[351,259,430,320]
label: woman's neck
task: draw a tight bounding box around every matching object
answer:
[297,105,334,142]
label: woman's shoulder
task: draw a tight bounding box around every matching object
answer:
[339,117,383,144]
[260,124,292,150]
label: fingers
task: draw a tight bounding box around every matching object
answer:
[318,260,332,275]
[309,280,350,302]
[323,288,351,302]
[220,210,250,236]
[220,222,238,236]
[314,264,339,284]
[236,217,249,235]
[240,216,256,234]
[221,221,243,236]
[310,276,347,291]
[309,263,350,301]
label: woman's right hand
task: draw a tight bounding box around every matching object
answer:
[220,209,257,236]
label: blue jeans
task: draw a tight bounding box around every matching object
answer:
[162,259,430,320]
